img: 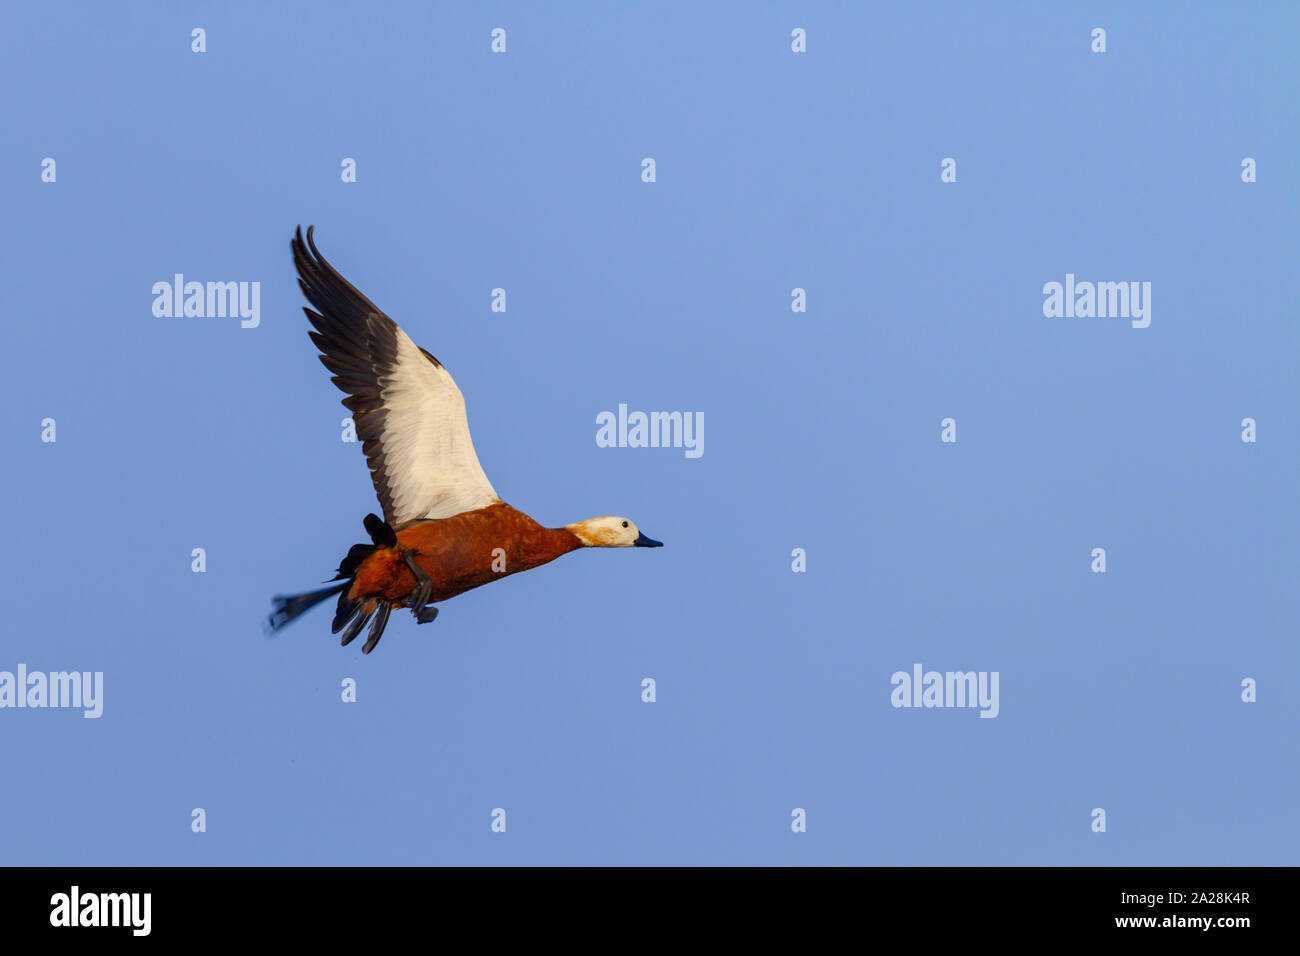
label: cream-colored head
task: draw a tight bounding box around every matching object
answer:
[565,516,664,549]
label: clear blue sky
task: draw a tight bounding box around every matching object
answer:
[2,1,1296,865]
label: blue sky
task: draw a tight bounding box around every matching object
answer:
[1,1,1296,865]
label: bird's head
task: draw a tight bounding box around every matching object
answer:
[566,516,663,548]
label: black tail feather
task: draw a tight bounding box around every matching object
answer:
[332,588,360,633]
[267,583,348,632]
[362,602,392,655]
[338,602,376,647]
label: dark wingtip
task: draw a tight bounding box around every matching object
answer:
[305,224,325,262]
[291,225,317,266]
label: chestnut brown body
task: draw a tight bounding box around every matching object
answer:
[350,502,583,607]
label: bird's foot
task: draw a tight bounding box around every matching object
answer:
[402,549,433,608]
[402,549,437,623]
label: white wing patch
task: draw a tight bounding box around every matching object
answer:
[292,226,501,529]
[382,330,499,524]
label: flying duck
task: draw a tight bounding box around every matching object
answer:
[268,226,662,654]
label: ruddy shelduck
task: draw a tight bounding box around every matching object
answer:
[268,226,662,654]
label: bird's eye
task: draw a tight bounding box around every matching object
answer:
[622,521,629,528]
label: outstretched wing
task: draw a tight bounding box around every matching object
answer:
[292,226,500,528]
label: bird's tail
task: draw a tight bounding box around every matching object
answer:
[267,582,348,632]
[266,513,399,654]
